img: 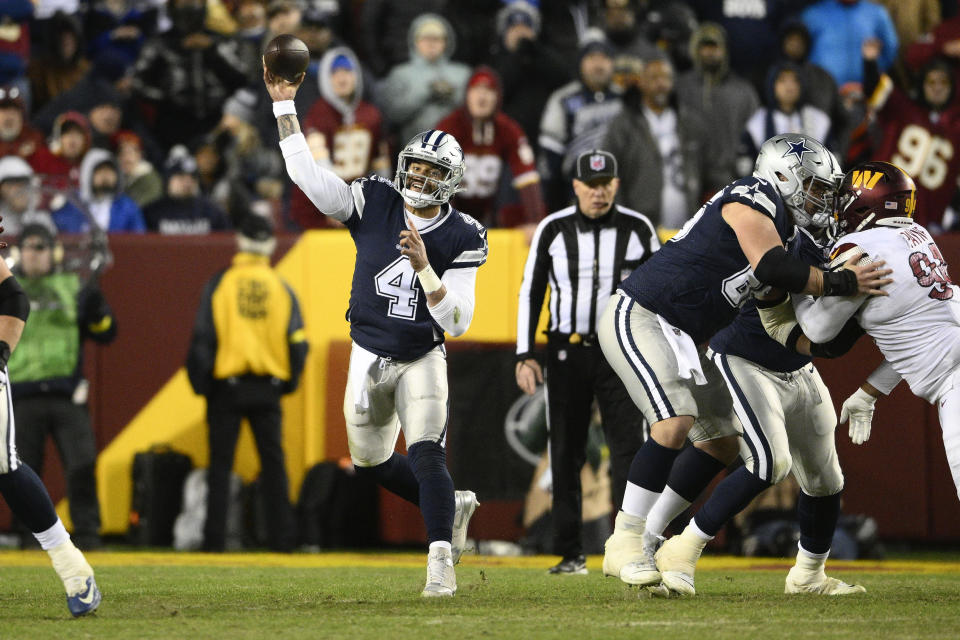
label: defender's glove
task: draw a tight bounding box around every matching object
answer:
[840,387,877,445]
[756,293,799,348]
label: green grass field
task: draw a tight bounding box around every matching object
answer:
[2,551,959,639]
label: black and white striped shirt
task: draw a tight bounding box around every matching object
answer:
[516,204,659,358]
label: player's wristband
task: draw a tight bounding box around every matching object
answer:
[417,265,442,294]
[822,269,858,296]
[272,100,296,118]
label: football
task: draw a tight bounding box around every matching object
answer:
[263,34,310,83]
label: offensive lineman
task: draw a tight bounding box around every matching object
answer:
[761,160,960,508]
[0,241,101,616]
[597,133,891,588]
[265,68,484,597]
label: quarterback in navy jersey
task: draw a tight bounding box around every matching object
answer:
[266,69,483,598]
[596,133,891,589]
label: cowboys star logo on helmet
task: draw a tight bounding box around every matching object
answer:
[782,138,814,164]
[394,129,465,209]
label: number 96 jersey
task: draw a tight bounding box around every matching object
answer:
[343,175,488,361]
[839,223,960,401]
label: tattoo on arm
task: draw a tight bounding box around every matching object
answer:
[277,114,301,141]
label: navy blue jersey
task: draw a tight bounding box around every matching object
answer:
[619,176,796,344]
[342,175,488,360]
[709,230,826,372]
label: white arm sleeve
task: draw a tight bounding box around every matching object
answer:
[792,292,867,344]
[279,133,354,222]
[427,267,478,337]
[866,359,902,395]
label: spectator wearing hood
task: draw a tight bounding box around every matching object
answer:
[436,66,545,230]
[491,2,571,158]
[27,12,90,114]
[801,0,898,87]
[31,110,91,192]
[603,55,713,234]
[737,62,833,176]
[51,148,146,233]
[132,0,249,147]
[0,85,49,166]
[674,22,759,188]
[380,13,471,144]
[116,130,162,208]
[538,29,622,211]
[143,146,230,234]
[288,47,390,229]
[0,157,55,236]
[360,0,445,78]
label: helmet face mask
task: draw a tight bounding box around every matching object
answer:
[754,133,843,230]
[395,130,465,208]
[835,161,916,237]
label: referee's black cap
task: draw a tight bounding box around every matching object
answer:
[575,149,618,183]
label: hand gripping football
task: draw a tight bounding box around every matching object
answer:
[263,34,310,83]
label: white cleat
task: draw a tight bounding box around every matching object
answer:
[785,567,866,595]
[422,547,457,598]
[602,511,647,578]
[451,490,479,564]
[655,526,708,596]
[619,531,662,587]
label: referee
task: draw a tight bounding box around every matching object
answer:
[515,149,659,574]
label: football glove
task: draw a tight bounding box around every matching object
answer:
[840,387,877,445]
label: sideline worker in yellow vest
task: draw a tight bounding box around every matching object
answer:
[186,214,308,552]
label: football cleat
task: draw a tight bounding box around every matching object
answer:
[548,555,588,575]
[451,490,479,564]
[66,576,102,617]
[422,547,456,598]
[602,511,647,578]
[619,531,663,587]
[785,567,866,595]
[655,526,708,596]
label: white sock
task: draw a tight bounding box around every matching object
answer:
[621,482,661,519]
[645,486,691,537]
[797,543,830,562]
[687,519,714,542]
[33,518,70,551]
[429,541,452,554]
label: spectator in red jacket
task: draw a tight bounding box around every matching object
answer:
[289,46,390,229]
[436,66,546,233]
[30,111,91,192]
[0,85,48,167]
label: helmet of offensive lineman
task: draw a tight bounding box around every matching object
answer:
[394,129,465,208]
[835,161,916,237]
[753,133,844,230]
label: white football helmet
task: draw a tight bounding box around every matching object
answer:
[394,130,465,208]
[753,133,843,230]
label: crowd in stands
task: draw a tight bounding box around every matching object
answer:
[3,0,960,236]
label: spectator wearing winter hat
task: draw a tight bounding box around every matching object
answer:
[0,85,50,167]
[436,66,545,232]
[538,29,622,211]
[116,130,163,208]
[491,1,571,159]
[380,13,471,143]
[51,148,146,233]
[289,46,390,229]
[142,146,230,234]
[31,111,92,192]
[0,156,55,236]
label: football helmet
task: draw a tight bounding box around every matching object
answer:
[753,133,844,229]
[394,130,465,208]
[835,161,916,237]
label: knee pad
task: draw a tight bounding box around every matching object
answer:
[799,470,844,497]
[770,455,793,485]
